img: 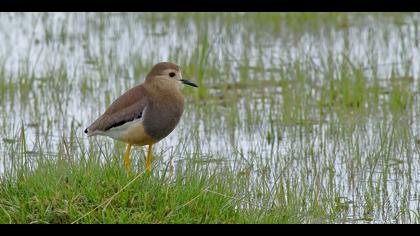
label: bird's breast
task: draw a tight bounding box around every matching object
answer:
[143,94,185,141]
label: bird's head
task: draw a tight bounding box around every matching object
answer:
[146,62,198,89]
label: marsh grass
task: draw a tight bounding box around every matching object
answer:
[0,129,303,224]
[0,12,419,223]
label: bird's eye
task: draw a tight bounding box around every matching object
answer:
[169,72,176,77]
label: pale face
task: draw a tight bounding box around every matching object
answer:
[157,68,182,89]
[164,68,183,82]
[152,66,198,89]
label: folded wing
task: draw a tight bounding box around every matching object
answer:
[85,84,148,135]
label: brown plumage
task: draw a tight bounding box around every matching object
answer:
[84,62,198,173]
[86,84,148,133]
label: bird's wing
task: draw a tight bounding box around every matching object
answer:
[85,84,148,134]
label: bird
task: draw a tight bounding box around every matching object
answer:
[84,62,198,174]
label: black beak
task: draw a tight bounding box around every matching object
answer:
[181,79,198,88]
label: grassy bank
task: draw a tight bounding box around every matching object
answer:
[0,141,300,224]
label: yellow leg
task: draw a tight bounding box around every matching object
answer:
[124,143,132,174]
[145,144,153,174]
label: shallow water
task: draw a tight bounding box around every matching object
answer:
[0,13,419,223]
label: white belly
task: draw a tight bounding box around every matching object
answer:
[92,118,155,146]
